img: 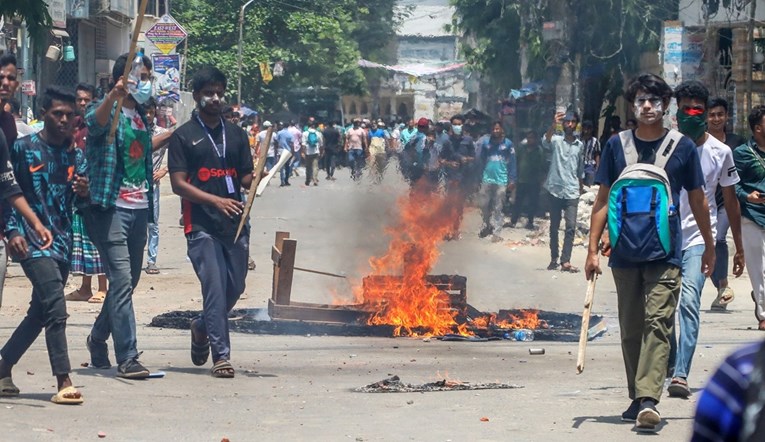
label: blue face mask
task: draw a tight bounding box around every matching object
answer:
[132,80,152,104]
[452,125,463,135]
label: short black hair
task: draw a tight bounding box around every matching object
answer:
[222,106,234,115]
[144,96,157,109]
[41,86,76,111]
[625,73,673,103]
[7,98,20,115]
[0,53,17,69]
[709,98,729,113]
[674,80,710,108]
[748,105,765,132]
[75,82,96,98]
[450,114,464,124]
[191,65,227,92]
[581,120,594,129]
[112,53,153,83]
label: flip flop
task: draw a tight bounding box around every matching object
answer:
[87,291,105,304]
[718,287,735,306]
[65,289,92,302]
[0,377,19,397]
[190,319,210,367]
[211,360,235,378]
[51,386,83,405]
[560,264,580,273]
[145,263,160,275]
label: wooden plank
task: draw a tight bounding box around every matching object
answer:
[268,299,370,323]
[274,238,297,306]
[271,231,291,302]
[271,246,281,265]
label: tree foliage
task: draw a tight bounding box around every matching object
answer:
[451,0,678,124]
[1,0,52,50]
[172,0,400,112]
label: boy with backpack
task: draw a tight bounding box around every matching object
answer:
[584,73,714,433]
[302,122,322,186]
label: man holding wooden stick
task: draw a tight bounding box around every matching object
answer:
[168,66,254,378]
[584,74,713,433]
[83,53,155,379]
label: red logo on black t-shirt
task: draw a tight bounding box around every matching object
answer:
[197,167,237,182]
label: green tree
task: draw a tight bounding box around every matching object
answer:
[172,0,400,113]
[451,0,678,126]
[1,0,52,49]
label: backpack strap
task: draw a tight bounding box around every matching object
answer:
[618,130,638,166]
[653,129,683,170]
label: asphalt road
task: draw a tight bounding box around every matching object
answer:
[0,164,759,441]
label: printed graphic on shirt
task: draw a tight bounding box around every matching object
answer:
[118,108,150,207]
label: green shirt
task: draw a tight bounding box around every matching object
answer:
[516,144,545,184]
[734,141,765,228]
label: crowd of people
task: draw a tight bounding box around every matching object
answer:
[5,43,765,438]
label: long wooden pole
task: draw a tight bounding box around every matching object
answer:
[235,126,273,241]
[106,0,151,145]
[576,276,598,374]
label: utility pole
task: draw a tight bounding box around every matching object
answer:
[746,0,757,117]
[237,0,256,105]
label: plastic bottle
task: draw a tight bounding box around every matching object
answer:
[127,50,144,95]
[512,329,535,342]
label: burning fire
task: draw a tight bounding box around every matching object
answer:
[356,183,543,337]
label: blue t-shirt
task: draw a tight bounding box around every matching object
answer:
[595,130,704,268]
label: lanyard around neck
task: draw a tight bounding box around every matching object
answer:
[196,115,226,166]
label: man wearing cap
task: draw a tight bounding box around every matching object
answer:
[543,110,585,273]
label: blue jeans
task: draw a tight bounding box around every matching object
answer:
[347,149,365,181]
[669,244,706,379]
[280,156,292,185]
[265,156,276,172]
[147,183,161,265]
[84,206,148,365]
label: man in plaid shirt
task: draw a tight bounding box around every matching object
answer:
[82,53,155,379]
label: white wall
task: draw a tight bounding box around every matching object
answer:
[679,0,764,26]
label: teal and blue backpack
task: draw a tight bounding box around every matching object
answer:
[607,129,682,263]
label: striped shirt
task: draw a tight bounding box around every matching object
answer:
[692,342,759,441]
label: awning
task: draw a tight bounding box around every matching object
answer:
[358,59,466,78]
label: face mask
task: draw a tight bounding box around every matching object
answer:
[676,108,707,141]
[131,80,152,105]
[452,125,462,135]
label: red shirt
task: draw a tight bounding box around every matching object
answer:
[73,115,88,149]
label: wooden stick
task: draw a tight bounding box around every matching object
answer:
[293,266,347,279]
[106,0,151,145]
[235,126,272,241]
[576,275,598,374]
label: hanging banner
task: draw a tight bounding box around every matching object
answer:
[259,62,273,85]
[152,54,181,104]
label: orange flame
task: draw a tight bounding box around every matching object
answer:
[358,182,463,336]
[469,310,545,330]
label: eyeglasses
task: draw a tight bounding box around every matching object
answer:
[0,74,16,83]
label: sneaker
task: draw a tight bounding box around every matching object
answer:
[667,377,691,398]
[621,399,640,422]
[478,226,493,238]
[635,399,661,433]
[86,335,112,369]
[117,357,150,379]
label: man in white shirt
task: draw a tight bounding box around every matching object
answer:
[667,81,744,399]
[256,121,277,172]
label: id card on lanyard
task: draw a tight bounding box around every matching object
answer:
[197,116,236,194]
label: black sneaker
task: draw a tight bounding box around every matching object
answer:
[87,335,112,369]
[621,399,640,422]
[478,227,493,238]
[117,357,150,379]
[636,399,661,433]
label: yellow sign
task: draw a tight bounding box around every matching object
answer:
[260,62,273,84]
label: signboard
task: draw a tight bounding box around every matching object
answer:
[21,80,36,96]
[48,0,67,28]
[152,54,181,105]
[145,15,188,55]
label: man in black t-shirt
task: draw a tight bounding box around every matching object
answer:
[168,66,254,378]
[322,122,341,180]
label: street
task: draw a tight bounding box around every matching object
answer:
[0,167,758,441]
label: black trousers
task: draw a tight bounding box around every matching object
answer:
[1,257,71,376]
[512,182,542,225]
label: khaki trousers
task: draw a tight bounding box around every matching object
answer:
[612,263,681,402]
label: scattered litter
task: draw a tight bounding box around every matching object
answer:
[26,371,34,376]
[480,417,489,422]
[422,337,431,342]
[98,431,106,438]
[528,348,545,355]
[80,362,89,368]
[355,375,523,393]
[406,400,414,405]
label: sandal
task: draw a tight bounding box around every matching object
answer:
[667,377,691,398]
[0,377,19,397]
[87,291,106,304]
[145,263,160,275]
[718,287,735,306]
[547,261,559,271]
[51,386,83,405]
[211,360,235,378]
[190,319,210,367]
[65,289,92,302]
[560,263,580,273]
